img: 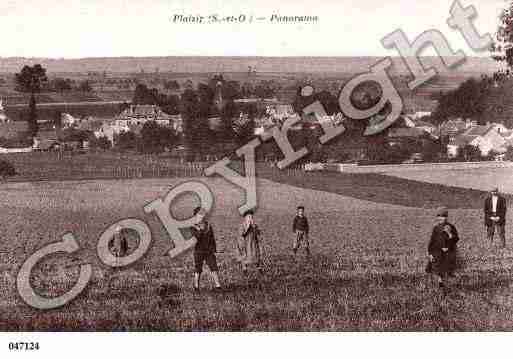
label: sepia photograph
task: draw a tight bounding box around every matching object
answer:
[2,1,513,352]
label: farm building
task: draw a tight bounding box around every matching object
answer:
[447,123,508,158]
[116,104,173,127]
[94,121,127,144]
[411,119,437,136]
[440,118,474,137]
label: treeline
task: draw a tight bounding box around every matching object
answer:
[431,73,513,127]
[431,77,491,125]
[15,77,93,93]
[130,84,181,115]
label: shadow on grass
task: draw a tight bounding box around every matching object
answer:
[256,166,509,209]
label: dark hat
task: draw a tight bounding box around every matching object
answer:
[491,187,499,193]
[297,205,305,210]
[436,207,448,217]
[242,209,254,217]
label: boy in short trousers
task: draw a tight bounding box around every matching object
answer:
[292,206,310,257]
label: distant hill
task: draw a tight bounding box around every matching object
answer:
[0,56,502,74]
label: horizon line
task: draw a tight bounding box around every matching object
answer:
[0,55,497,60]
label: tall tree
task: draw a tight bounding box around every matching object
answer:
[79,80,93,93]
[492,1,513,69]
[140,121,177,153]
[180,89,201,160]
[15,64,48,137]
[15,64,47,93]
[27,95,38,136]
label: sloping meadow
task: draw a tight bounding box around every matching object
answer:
[1,177,512,330]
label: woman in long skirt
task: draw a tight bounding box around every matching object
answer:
[427,207,460,288]
[237,210,263,275]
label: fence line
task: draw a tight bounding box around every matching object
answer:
[7,162,210,182]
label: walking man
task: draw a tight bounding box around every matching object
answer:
[484,187,507,248]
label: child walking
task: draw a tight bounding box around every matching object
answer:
[292,206,310,257]
[190,207,221,291]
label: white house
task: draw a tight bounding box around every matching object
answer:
[447,124,508,158]
[61,113,82,128]
[412,111,432,120]
[94,121,129,144]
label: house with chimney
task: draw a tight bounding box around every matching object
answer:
[116,104,174,127]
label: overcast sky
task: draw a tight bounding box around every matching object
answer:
[0,0,507,58]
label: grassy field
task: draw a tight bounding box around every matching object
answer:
[5,101,123,122]
[1,173,513,331]
[2,151,506,209]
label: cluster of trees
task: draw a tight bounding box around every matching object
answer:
[0,160,16,180]
[431,77,491,125]
[163,80,180,91]
[240,80,278,99]
[16,72,93,94]
[132,84,180,115]
[112,121,178,153]
[362,137,442,165]
[48,78,93,93]
[89,136,112,150]
[431,1,513,126]
[180,75,259,160]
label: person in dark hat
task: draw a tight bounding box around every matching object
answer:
[237,209,263,276]
[190,207,221,292]
[427,207,460,288]
[484,187,507,248]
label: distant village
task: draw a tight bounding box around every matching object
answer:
[0,69,513,164]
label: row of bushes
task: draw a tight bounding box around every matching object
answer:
[0,160,16,179]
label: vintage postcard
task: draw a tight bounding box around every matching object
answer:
[1,0,513,354]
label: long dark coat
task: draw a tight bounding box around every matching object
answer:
[428,222,459,275]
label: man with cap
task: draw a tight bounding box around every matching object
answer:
[427,207,460,288]
[484,187,507,248]
[190,207,221,291]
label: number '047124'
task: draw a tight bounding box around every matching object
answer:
[8,342,40,351]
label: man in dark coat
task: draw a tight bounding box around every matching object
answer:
[484,187,507,248]
[427,207,460,288]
